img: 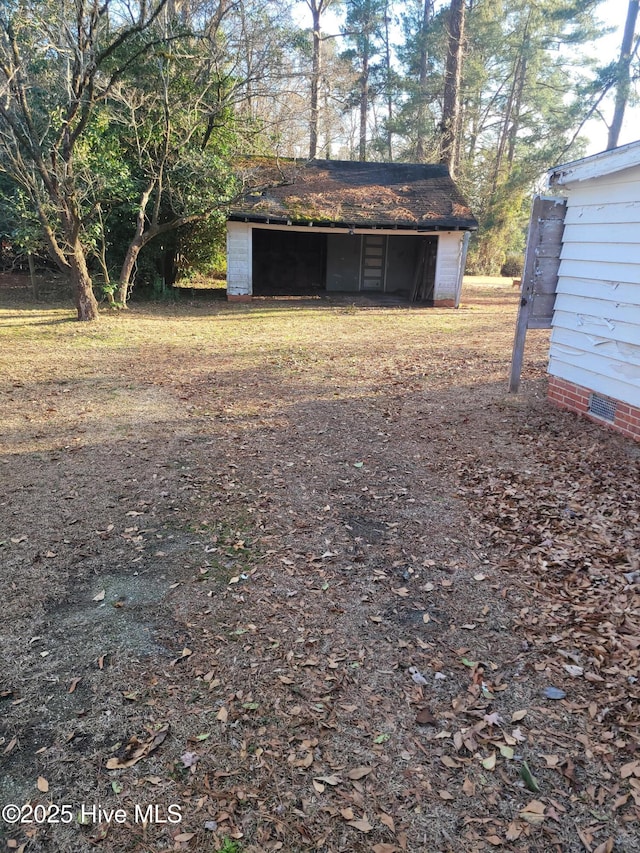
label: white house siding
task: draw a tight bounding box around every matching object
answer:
[433,232,467,306]
[549,165,640,410]
[226,221,252,297]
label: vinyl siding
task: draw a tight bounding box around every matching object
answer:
[549,165,640,409]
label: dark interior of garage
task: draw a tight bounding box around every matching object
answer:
[252,229,327,295]
[251,228,438,300]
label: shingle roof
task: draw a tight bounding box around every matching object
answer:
[229,158,478,231]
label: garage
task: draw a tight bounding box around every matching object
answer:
[227,159,478,305]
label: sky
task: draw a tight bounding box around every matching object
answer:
[583,0,638,154]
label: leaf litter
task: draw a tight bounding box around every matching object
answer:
[0,281,638,852]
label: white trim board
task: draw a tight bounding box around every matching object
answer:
[549,139,640,187]
[231,221,467,238]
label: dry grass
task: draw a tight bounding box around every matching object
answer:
[0,277,638,853]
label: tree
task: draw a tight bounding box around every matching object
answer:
[607,0,640,149]
[388,0,607,269]
[379,0,395,160]
[413,0,435,161]
[459,0,601,271]
[108,0,301,301]
[0,0,299,314]
[341,0,387,160]
[395,0,440,161]
[105,19,238,304]
[0,0,170,320]
[306,0,339,159]
[440,0,465,178]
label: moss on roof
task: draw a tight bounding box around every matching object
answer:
[229,158,478,230]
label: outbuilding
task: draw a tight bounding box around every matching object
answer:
[226,158,478,305]
[546,140,640,441]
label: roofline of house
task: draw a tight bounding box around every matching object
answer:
[548,138,640,187]
[227,214,479,231]
[238,155,452,174]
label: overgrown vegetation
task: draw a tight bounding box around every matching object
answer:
[0,0,636,314]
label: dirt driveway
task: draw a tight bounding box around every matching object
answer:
[0,277,638,853]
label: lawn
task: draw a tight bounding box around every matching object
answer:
[0,277,638,853]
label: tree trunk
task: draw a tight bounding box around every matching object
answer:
[506,51,527,168]
[70,240,99,321]
[415,0,433,162]
[309,5,322,160]
[440,0,466,178]
[322,80,332,159]
[384,2,393,161]
[492,50,524,191]
[27,252,38,300]
[607,0,639,150]
[118,238,144,305]
[359,49,370,161]
[117,211,203,304]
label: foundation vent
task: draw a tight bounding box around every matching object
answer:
[589,393,617,423]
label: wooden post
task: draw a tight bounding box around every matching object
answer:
[411,242,427,302]
[509,283,532,393]
[509,195,566,393]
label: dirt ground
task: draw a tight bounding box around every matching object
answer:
[0,275,638,853]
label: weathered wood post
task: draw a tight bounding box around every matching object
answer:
[509,195,566,393]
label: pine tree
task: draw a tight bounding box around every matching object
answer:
[341,0,387,160]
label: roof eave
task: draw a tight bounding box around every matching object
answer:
[227,213,478,231]
[549,138,640,186]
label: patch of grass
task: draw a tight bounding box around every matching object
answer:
[219,840,244,853]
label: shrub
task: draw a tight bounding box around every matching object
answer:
[500,254,524,278]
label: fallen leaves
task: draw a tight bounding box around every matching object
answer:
[314,774,341,787]
[171,647,192,666]
[505,822,522,841]
[346,815,373,832]
[5,299,640,853]
[462,777,475,796]
[415,707,437,726]
[620,760,640,779]
[519,799,545,825]
[481,753,496,771]
[379,812,395,832]
[347,766,372,780]
[106,723,170,770]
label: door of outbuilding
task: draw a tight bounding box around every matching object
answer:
[361,235,387,291]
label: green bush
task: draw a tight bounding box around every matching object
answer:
[500,254,524,278]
